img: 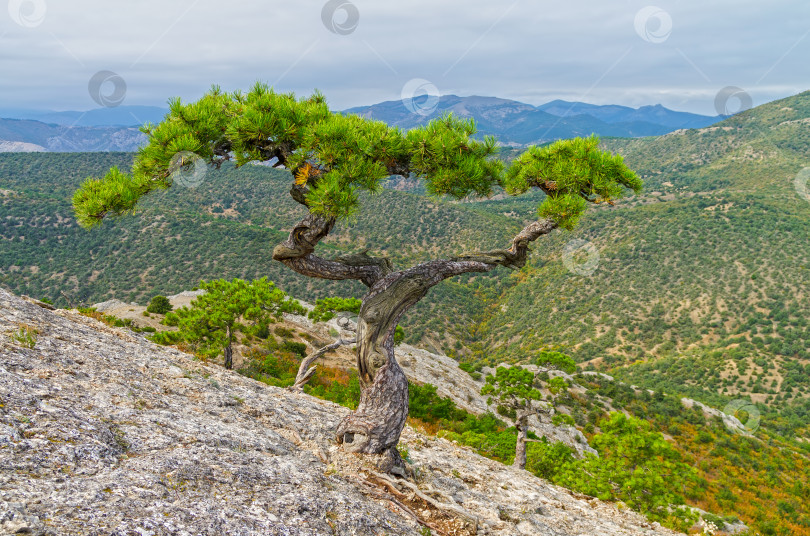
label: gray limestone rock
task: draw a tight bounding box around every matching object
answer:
[0,287,679,535]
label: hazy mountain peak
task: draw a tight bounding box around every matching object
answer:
[345,95,721,145]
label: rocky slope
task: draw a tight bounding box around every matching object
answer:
[95,291,595,458]
[0,287,679,535]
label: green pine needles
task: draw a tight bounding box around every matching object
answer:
[307,297,362,323]
[481,366,542,407]
[504,136,643,229]
[73,84,640,230]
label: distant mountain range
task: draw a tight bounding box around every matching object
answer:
[345,95,722,145]
[0,117,146,152]
[536,99,717,129]
[0,97,722,152]
[0,105,168,127]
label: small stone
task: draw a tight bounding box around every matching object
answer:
[164,366,185,378]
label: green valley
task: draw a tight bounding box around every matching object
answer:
[472,91,810,416]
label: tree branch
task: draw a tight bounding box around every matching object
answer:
[451,218,558,270]
[290,336,356,390]
[272,213,393,287]
[367,217,557,300]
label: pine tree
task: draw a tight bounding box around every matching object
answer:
[155,278,303,369]
[72,84,641,468]
[482,351,577,469]
[554,413,698,530]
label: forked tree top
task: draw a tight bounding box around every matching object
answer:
[73,84,641,231]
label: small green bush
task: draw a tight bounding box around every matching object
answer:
[304,371,362,409]
[308,297,362,323]
[281,341,307,357]
[10,326,38,348]
[552,414,576,426]
[525,439,575,480]
[146,295,173,314]
[149,331,183,345]
[254,321,271,339]
[394,325,405,345]
[275,326,294,338]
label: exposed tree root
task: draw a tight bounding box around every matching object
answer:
[364,470,479,535]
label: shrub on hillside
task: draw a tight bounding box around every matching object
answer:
[146,295,172,314]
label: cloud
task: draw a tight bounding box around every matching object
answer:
[0,0,807,114]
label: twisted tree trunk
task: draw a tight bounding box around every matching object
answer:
[514,412,530,470]
[272,186,558,463]
[224,326,233,370]
[335,268,432,454]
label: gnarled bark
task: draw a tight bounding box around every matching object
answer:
[272,205,559,464]
[336,269,432,455]
[514,411,530,470]
[273,213,392,288]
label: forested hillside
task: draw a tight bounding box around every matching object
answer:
[473,90,810,414]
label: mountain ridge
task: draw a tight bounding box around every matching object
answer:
[0,105,168,127]
[345,94,722,144]
[0,117,146,152]
[537,100,719,129]
[0,96,722,152]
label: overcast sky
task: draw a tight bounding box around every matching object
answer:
[1,0,808,115]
